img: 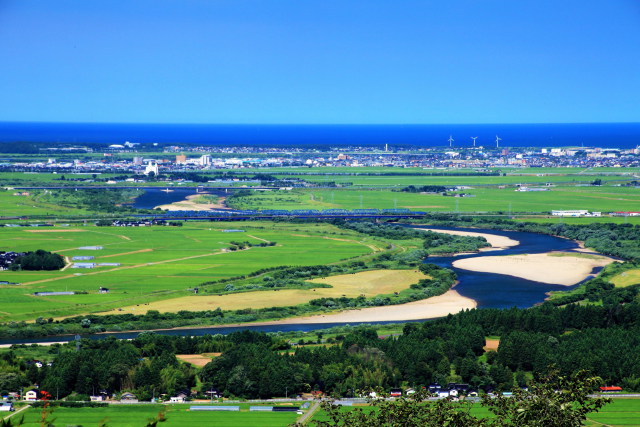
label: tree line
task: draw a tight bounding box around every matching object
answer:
[3,300,639,400]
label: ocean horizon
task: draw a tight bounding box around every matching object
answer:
[0,121,639,148]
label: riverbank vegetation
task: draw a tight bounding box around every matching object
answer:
[32,188,144,213]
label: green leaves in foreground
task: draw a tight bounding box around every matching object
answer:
[483,368,611,427]
[310,368,611,427]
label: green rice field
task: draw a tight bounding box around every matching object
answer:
[7,404,299,427]
[310,397,640,426]
[6,396,639,427]
[227,185,640,214]
[0,222,377,321]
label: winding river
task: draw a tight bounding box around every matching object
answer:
[0,227,610,345]
[425,226,590,309]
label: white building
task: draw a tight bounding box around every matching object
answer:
[24,390,38,401]
[144,162,159,176]
[551,210,588,217]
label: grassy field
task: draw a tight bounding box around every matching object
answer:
[0,189,91,217]
[106,269,427,314]
[307,269,426,295]
[7,404,299,426]
[310,397,640,426]
[610,269,640,288]
[227,185,640,214]
[585,398,640,426]
[0,222,381,321]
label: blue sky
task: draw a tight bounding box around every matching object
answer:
[0,0,638,124]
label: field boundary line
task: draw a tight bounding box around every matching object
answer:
[246,234,270,243]
[2,404,30,421]
[297,401,320,425]
[20,249,235,286]
[100,248,153,258]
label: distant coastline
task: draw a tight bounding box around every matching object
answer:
[1,121,639,147]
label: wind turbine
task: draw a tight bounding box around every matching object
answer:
[495,135,502,148]
[448,135,454,147]
[471,136,478,147]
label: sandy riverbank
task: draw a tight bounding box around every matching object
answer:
[155,194,227,211]
[416,227,519,251]
[2,291,475,345]
[286,289,477,323]
[164,289,476,327]
[453,252,615,286]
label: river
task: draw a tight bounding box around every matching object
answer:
[131,188,229,209]
[0,226,608,345]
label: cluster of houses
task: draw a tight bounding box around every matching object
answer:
[110,219,167,227]
[427,383,479,398]
[551,210,602,217]
[0,251,24,270]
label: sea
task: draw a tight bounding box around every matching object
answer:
[1,122,639,148]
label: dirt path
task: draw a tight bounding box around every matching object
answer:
[60,256,72,271]
[23,274,77,285]
[292,233,381,252]
[246,234,270,243]
[1,404,30,421]
[297,401,320,425]
[100,248,153,258]
[24,229,84,233]
[88,230,131,241]
[20,248,247,286]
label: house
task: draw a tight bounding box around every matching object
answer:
[427,384,442,394]
[599,386,622,393]
[390,388,402,397]
[120,392,138,403]
[447,383,471,394]
[24,390,38,401]
[90,395,104,402]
